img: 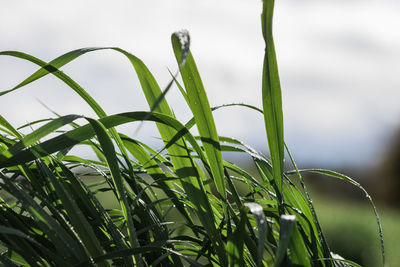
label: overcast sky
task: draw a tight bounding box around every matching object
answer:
[1,0,399,168]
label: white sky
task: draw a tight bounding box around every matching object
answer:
[1,0,399,167]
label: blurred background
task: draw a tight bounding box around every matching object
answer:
[1,0,399,265]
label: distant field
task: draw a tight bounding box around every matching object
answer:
[311,193,400,267]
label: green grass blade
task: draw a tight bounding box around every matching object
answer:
[0,49,142,185]
[245,202,267,267]
[227,207,246,267]
[274,214,296,267]
[261,0,285,199]
[0,48,106,95]
[0,115,82,160]
[1,48,227,265]
[292,168,385,266]
[0,173,89,264]
[0,49,137,190]
[0,253,20,267]
[56,162,134,266]
[168,69,189,103]
[169,35,228,264]
[0,225,43,249]
[85,118,143,267]
[37,160,109,267]
[0,115,22,139]
[17,118,55,131]
[120,134,193,224]
[114,46,218,233]
[172,31,226,201]
[0,112,225,264]
[0,49,107,116]
[281,185,321,263]
[285,143,333,264]
[0,112,198,169]
[287,218,312,267]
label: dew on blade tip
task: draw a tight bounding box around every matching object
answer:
[174,30,190,67]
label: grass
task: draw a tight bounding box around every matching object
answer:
[0,1,384,266]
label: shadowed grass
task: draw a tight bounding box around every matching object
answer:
[0,1,384,266]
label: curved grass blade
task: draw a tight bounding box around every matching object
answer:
[0,254,19,267]
[0,48,152,194]
[285,143,333,264]
[115,46,224,261]
[120,134,193,225]
[17,118,55,131]
[0,112,225,265]
[56,162,134,266]
[0,112,178,167]
[0,46,189,157]
[0,50,139,198]
[0,49,107,116]
[0,115,82,160]
[0,47,186,123]
[211,102,263,114]
[0,115,22,139]
[85,118,143,267]
[0,225,43,249]
[0,173,90,265]
[0,49,226,264]
[37,160,110,267]
[290,168,385,266]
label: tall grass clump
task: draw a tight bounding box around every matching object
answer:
[0,1,384,266]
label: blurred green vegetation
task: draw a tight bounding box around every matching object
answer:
[311,193,400,267]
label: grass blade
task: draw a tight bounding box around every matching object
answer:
[37,160,109,267]
[261,0,285,199]
[245,202,267,267]
[0,173,89,265]
[172,31,226,201]
[0,115,82,160]
[274,214,296,267]
[0,49,107,116]
[227,207,246,267]
[291,168,385,266]
[0,115,22,139]
[85,118,143,266]
[120,134,192,225]
[285,143,333,264]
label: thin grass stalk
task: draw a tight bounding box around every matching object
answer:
[284,144,333,266]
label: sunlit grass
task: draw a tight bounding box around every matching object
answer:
[0,1,384,266]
